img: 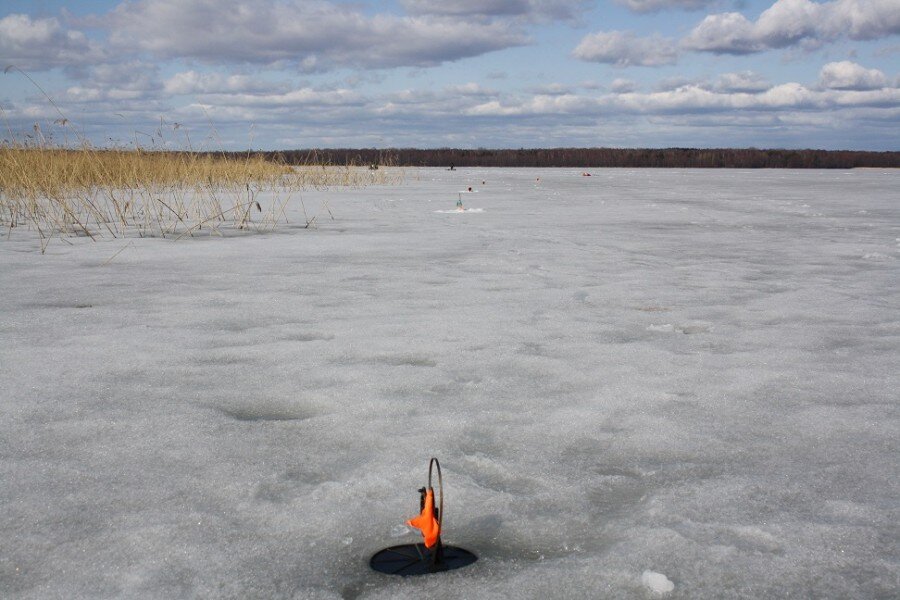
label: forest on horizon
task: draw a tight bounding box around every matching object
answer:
[247,147,899,169]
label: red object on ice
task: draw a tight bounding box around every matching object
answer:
[407,488,441,548]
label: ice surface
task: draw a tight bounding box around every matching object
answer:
[1,168,899,599]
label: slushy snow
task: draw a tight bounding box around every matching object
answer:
[1,168,898,599]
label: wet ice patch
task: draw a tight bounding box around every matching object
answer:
[461,453,544,495]
[727,525,783,554]
[254,468,330,503]
[641,570,675,594]
[216,401,318,422]
[637,305,671,312]
[371,354,437,367]
[277,331,335,343]
[646,323,709,334]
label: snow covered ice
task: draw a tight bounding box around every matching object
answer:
[1,168,898,599]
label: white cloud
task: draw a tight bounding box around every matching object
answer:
[684,0,900,54]
[465,81,900,117]
[44,61,165,113]
[656,76,703,91]
[682,12,761,53]
[59,85,151,103]
[468,94,601,116]
[0,13,103,70]
[164,71,286,95]
[206,88,365,108]
[611,78,638,93]
[615,0,716,13]
[715,71,771,92]
[827,0,900,39]
[819,61,887,90]
[375,84,499,116]
[400,0,589,20]
[88,62,160,92]
[107,0,529,70]
[448,82,497,96]
[401,0,530,16]
[529,82,574,95]
[573,31,679,66]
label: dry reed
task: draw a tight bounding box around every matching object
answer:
[0,144,401,252]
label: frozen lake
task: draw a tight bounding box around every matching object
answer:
[1,168,898,599]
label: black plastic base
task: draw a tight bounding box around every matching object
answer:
[370,543,477,576]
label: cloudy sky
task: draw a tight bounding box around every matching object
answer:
[1,0,898,150]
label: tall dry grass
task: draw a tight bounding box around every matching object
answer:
[0,145,296,251]
[0,140,401,253]
[0,148,290,196]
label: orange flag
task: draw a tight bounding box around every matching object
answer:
[407,488,441,548]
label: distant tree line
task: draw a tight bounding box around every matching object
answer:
[214,147,899,169]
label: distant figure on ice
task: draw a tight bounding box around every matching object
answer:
[449,163,456,171]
